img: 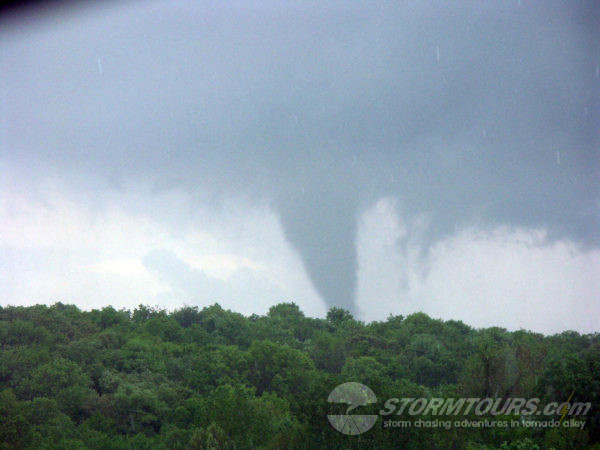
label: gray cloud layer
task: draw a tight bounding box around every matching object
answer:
[1,0,598,312]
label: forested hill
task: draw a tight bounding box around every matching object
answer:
[1,302,598,449]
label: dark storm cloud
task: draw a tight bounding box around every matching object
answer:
[1,0,598,312]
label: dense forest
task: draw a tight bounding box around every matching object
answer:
[0,302,598,449]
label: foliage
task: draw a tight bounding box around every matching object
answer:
[0,302,598,448]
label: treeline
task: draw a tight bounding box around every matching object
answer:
[0,302,598,449]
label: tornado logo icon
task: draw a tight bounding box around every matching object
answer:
[327,382,378,435]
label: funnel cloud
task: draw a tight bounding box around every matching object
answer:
[1,0,598,318]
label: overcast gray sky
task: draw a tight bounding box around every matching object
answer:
[1,0,598,333]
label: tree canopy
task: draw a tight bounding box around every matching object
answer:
[0,302,598,449]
